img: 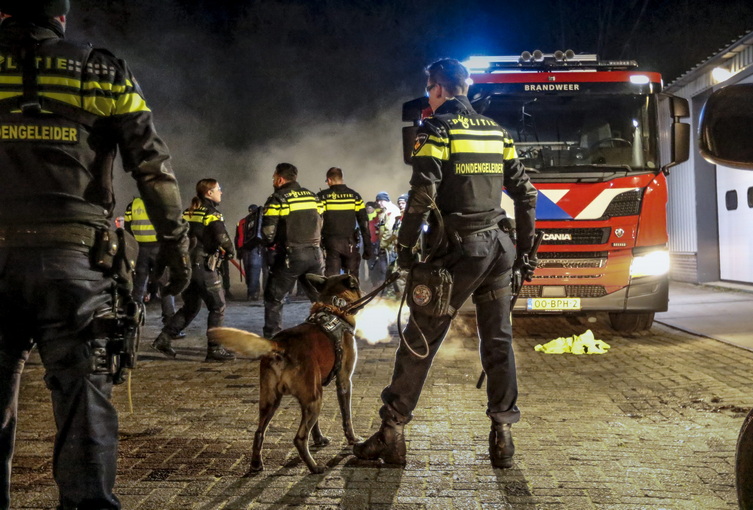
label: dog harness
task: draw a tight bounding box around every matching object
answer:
[306,309,354,386]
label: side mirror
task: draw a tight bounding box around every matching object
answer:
[699,84,753,170]
[661,95,690,175]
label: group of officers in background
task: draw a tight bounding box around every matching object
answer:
[126,164,406,363]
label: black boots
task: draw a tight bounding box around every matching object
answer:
[151,332,176,358]
[353,408,407,465]
[205,343,235,362]
[489,422,515,469]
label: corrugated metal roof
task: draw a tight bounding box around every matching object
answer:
[665,30,753,93]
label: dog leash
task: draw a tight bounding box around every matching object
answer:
[342,271,401,314]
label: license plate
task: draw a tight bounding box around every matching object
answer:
[526,297,582,311]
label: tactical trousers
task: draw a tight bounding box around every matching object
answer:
[263,245,324,338]
[323,237,361,276]
[132,243,176,321]
[380,228,521,425]
[162,263,225,339]
[0,248,120,510]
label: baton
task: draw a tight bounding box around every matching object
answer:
[476,230,544,389]
[229,257,246,278]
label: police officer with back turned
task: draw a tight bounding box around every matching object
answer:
[261,163,324,338]
[0,1,191,509]
[317,166,373,276]
[354,59,537,469]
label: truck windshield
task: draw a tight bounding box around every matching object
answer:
[477,94,658,172]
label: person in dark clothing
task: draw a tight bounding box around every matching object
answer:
[261,163,324,338]
[235,204,265,300]
[354,58,538,470]
[317,167,373,276]
[152,179,236,362]
[0,2,191,508]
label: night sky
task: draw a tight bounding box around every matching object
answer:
[62,0,753,224]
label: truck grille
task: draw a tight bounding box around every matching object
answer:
[537,251,608,269]
[601,189,642,218]
[520,285,608,298]
[542,228,610,245]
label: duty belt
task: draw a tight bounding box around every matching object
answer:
[0,223,98,249]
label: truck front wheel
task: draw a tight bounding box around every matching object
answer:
[608,312,655,333]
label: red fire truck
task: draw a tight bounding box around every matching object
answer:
[402,51,690,332]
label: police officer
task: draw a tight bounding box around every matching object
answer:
[261,163,324,338]
[354,59,537,469]
[152,179,236,362]
[0,2,191,508]
[317,167,373,276]
[125,197,180,330]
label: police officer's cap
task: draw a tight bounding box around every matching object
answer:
[0,0,70,18]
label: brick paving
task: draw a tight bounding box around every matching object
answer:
[10,287,752,509]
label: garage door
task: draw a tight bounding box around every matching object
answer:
[717,164,753,283]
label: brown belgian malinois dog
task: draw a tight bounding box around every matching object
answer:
[207,273,363,474]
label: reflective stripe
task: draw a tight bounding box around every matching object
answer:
[324,199,359,211]
[448,128,506,138]
[414,138,449,160]
[451,138,506,154]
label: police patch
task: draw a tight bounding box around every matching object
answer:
[412,284,432,307]
[413,133,428,154]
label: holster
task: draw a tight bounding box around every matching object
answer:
[90,298,145,385]
[406,262,454,318]
[205,251,221,271]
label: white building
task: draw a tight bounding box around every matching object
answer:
[663,31,753,285]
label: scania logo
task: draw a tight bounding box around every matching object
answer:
[614,228,625,238]
[543,233,573,241]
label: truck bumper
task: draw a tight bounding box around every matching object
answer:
[459,275,669,314]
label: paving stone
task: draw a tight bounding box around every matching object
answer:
[7,294,750,508]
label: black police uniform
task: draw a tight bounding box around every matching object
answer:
[383,95,537,425]
[160,198,234,353]
[317,184,372,276]
[261,181,324,338]
[0,14,187,510]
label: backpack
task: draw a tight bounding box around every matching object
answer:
[241,207,263,249]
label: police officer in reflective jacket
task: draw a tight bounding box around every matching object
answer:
[152,179,236,362]
[354,59,538,469]
[261,163,324,338]
[0,1,191,508]
[125,197,178,326]
[317,166,373,276]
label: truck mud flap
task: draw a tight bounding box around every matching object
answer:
[737,408,753,508]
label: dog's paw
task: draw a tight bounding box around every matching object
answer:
[312,436,330,447]
[346,435,363,445]
[308,465,326,474]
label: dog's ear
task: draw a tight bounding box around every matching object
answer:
[305,273,328,292]
[346,274,359,290]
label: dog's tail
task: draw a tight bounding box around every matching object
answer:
[207,327,281,358]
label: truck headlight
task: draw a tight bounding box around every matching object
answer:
[630,249,670,278]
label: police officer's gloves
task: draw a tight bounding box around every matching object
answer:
[513,254,538,283]
[396,245,415,271]
[362,243,374,260]
[158,236,192,295]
